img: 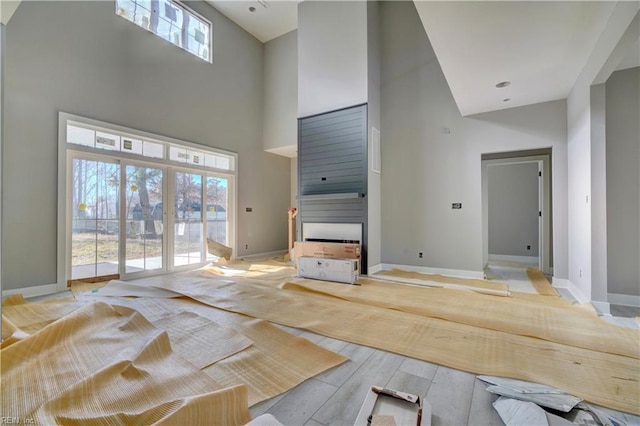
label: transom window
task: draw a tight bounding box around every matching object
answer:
[116,0,212,62]
[66,121,234,171]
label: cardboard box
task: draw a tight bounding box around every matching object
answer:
[293,241,361,266]
[297,256,360,285]
[354,386,431,426]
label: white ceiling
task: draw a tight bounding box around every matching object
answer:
[413,1,620,116]
[205,0,299,43]
[205,1,639,116]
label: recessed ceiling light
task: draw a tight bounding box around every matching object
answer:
[496,81,511,88]
[249,6,256,12]
[503,98,511,102]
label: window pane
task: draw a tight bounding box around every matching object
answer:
[96,131,121,151]
[216,156,230,170]
[143,141,164,158]
[187,149,204,166]
[125,165,164,273]
[174,172,203,266]
[68,125,95,147]
[71,158,120,280]
[116,0,210,62]
[156,18,173,41]
[206,176,228,261]
[170,146,188,163]
[122,137,143,155]
[204,153,233,171]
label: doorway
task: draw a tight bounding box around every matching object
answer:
[481,150,552,275]
[60,113,236,288]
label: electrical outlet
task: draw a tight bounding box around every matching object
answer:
[419,252,423,258]
[245,244,248,250]
[527,245,531,250]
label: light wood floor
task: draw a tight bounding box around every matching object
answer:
[252,317,639,426]
[248,263,639,425]
[24,264,639,425]
[610,304,640,318]
[250,325,505,426]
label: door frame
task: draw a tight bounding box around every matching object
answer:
[481,154,552,274]
[120,159,169,280]
[58,112,237,289]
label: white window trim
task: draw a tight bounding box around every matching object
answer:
[57,112,237,288]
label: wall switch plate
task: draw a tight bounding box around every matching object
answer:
[452,203,462,209]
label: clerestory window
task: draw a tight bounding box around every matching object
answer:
[116,0,212,62]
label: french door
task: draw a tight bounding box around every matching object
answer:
[70,157,121,280]
[124,163,165,274]
[68,154,232,281]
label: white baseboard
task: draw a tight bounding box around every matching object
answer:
[2,283,61,299]
[551,277,589,304]
[488,254,539,265]
[367,263,383,275]
[380,263,485,279]
[240,249,288,261]
[608,293,640,307]
[591,300,611,315]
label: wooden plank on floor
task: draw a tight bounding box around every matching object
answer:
[398,357,439,381]
[385,370,432,398]
[263,378,338,426]
[314,342,375,388]
[312,349,404,425]
[468,375,503,425]
[249,393,287,418]
[610,304,640,318]
[298,330,326,344]
[425,366,476,426]
[318,335,349,353]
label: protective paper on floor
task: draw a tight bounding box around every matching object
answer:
[279,278,636,358]
[526,268,560,296]
[376,268,509,292]
[151,311,253,369]
[145,269,640,415]
[1,301,253,425]
[2,294,85,335]
[71,293,349,406]
[88,279,183,298]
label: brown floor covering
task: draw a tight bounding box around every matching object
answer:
[139,262,640,414]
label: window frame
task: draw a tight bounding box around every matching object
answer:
[115,0,213,63]
[58,112,236,287]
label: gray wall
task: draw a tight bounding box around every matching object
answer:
[606,67,640,297]
[379,1,568,275]
[298,1,368,118]
[3,1,290,291]
[263,29,298,154]
[487,162,539,257]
